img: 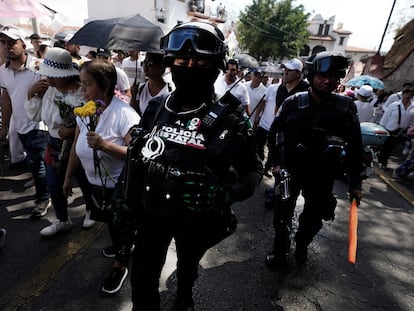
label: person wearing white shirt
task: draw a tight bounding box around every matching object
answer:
[214,58,250,114]
[63,60,140,295]
[382,82,414,112]
[130,52,170,116]
[25,47,97,235]
[254,83,280,162]
[244,69,266,124]
[0,25,50,218]
[354,85,375,122]
[378,87,414,169]
[121,50,145,86]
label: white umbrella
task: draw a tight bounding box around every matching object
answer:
[0,0,52,18]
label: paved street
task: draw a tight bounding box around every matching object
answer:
[1,147,413,311]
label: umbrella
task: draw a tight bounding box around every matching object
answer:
[0,0,52,18]
[261,64,282,78]
[345,75,385,90]
[54,30,77,42]
[233,53,260,69]
[69,14,164,52]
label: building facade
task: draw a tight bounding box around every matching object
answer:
[85,0,227,34]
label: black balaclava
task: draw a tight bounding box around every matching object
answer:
[171,64,219,108]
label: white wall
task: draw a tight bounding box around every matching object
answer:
[86,0,192,34]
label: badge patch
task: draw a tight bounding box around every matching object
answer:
[141,127,165,161]
[158,124,206,149]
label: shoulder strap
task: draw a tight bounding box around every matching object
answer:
[398,104,401,126]
[297,92,309,109]
[138,83,146,98]
[140,94,170,131]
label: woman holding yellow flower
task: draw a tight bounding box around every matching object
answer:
[63,60,140,294]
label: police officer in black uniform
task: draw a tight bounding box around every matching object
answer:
[126,22,263,310]
[265,52,365,268]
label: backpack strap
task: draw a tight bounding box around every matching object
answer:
[297,91,309,109]
[135,83,147,117]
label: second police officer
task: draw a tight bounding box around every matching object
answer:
[123,22,263,310]
[265,52,365,268]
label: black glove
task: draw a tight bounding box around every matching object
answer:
[349,189,362,206]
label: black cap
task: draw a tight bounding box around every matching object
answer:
[96,47,111,59]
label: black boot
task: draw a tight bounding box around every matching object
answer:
[175,284,194,311]
[264,253,288,268]
[294,242,308,265]
[266,221,291,269]
[265,237,290,269]
[175,295,194,311]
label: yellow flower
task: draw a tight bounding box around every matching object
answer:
[73,100,97,117]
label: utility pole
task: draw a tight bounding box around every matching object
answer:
[377,0,397,55]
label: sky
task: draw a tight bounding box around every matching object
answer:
[40,0,414,52]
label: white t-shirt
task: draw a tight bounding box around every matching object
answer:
[244,80,266,121]
[115,67,130,92]
[0,57,46,134]
[25,86,83,139]
[258,83,280,131]
[138,82,170,116]
[75,97,140,187]
[354,100,374,123]
[121,57,145,86]
[214,75,250,107]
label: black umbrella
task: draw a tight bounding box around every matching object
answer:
[233,53,260,69]
[69,14,164,52]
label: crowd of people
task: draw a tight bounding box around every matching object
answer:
[341,81,414,180]
[0,20,413,311]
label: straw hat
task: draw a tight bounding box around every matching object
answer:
[37,47,79,78]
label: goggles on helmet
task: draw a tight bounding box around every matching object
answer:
[313,56,348,75]
[160,28,227,56]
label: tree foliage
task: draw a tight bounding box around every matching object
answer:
[237,0,310,61]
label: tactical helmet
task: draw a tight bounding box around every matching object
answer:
[304,51,349,80]
[160,21,228,69]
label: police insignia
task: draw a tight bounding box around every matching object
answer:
[158,124,206,149]
[141,127,165,161]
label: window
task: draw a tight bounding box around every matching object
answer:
[318,24,323,35]
[324,25,330,36]
[339,37,345,46]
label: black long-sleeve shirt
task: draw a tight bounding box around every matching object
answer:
[268,90,365,189]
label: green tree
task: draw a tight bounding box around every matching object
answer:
[237,0,310,61]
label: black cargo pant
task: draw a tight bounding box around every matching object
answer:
[131,209,231,310]
[272,170,336,255]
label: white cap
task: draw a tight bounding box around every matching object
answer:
[281,58,303,72]
[0,25,26,43]
[357,85,374,98]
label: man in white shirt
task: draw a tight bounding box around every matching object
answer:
[214,58,250,114]
[121,50,145,86]
[63,33,89,68]
[244,69,267,124]
[378,86,414,169]
[382,82,414,112]
[0,25,50,218]
[254,83,280,165]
